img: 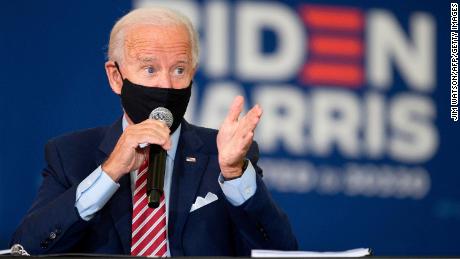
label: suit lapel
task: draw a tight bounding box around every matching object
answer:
[168,121,208,256]
[96,117,133,254]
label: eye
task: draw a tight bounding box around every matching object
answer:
[145,66,155,74]
[174,67,185,75]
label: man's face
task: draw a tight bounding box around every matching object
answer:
[120,24,194,89]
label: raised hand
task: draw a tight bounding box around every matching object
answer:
[217,96,263,179]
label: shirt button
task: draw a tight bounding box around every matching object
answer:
[244,187,252,196]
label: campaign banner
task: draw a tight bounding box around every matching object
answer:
[0,0,458,255]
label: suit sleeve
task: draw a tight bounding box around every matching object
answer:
[10,140,93,255]
[224,142,298,253]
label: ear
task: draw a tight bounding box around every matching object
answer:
[105,61,123,95]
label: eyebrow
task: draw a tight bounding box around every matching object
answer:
[136,57,190,65]
[175,60,190,65]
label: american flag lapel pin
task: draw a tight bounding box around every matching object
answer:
[186,156,196,163]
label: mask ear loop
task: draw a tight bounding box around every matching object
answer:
[114,61,124,79]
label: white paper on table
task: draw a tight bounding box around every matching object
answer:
[0,249,11,255]
[252,248,372,257]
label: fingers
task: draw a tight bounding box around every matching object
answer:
[230,104,262,153]
[246,104,263,126]
[225,96,244,123]
[142,119,172,149]
[238,104,263,137]
[123,119,172,150]
[133,129,172,150]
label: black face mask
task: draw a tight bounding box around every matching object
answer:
[115,62,192,134]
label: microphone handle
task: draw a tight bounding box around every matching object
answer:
[147,145,167,208]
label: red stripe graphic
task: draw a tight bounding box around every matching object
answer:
[309,35,363,58]
[299,4,364,88]
[300,5,364,31]
[301,62,363,87]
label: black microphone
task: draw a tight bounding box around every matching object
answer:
[147,107,173,208]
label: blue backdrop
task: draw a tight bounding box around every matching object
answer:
[1,0,459,255]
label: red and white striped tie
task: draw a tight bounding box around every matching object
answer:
[131,160,167,257]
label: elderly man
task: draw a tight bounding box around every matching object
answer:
[11,7,297,256]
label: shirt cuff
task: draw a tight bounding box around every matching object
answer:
[218,160,257,206]
[75,165,120,221]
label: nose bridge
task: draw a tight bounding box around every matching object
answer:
[158,69,172,88]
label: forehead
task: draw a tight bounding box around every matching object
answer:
[124,24,191,61]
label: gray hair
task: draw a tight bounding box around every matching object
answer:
[108,7,200,68]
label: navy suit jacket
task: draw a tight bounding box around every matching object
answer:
[11,118,297,256]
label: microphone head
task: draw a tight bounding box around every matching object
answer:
[149,107,173,128]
